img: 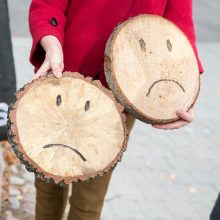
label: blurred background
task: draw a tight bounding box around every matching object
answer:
[0,0,220,219]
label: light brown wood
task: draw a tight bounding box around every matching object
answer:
[105,14,200,124]
[8,72,128,184]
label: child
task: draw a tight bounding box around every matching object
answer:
[29,0,203,219]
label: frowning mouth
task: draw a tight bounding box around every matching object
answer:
[43,144,87,162]
[146,79,185,97]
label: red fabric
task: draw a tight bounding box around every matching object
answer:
[29,0,203,87]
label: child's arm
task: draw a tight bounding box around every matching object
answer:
[29,0,68,78]
[153,0,202,130]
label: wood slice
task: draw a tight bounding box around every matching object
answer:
[104,14,200,124]
[7,72,128,184]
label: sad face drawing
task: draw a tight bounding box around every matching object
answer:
[8,73,127,184]
[104,15,200,124]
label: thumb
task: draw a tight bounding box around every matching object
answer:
[60,62,64,72]
[51,64,62,78]
[176,110,194,122]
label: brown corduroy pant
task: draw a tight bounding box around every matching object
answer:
[35,115,135,220]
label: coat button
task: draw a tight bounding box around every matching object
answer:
[50,17,58,26]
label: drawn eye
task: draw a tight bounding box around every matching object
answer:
[139,38,146,52]
[56,95,62,106]
[84,100,90,112]
[167,39,172,52]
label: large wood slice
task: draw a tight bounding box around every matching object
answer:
[104,15,200,124]
[7,72,128,184]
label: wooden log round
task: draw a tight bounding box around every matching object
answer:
[104,14,200,124]
[7,72,128,185]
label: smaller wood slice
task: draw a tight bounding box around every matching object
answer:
[7,72,128,184]
[104,14,200,124]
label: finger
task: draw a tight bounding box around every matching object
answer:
[152,120,189,130]
[51,63,62,78]
[176,110,194,122]
[60,62,64,71]
[34,71,47,79]
[34,61,50,79]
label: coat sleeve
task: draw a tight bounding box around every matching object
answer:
[29,0,69,70]
[164,0,204,73]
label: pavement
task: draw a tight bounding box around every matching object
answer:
[0,146,4,212]
[1,0,220,219]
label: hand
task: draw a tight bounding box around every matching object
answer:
[34,35,64,79]
[152,105,195,130]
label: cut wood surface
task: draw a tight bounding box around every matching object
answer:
[7,72,128,184]
[105,14,200,124]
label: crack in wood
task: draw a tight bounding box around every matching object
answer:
[43,144,87,162]
[146,79,185,97]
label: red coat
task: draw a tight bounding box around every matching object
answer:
[29,0,203,87]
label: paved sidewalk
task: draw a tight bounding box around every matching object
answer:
[0,146,5,211]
